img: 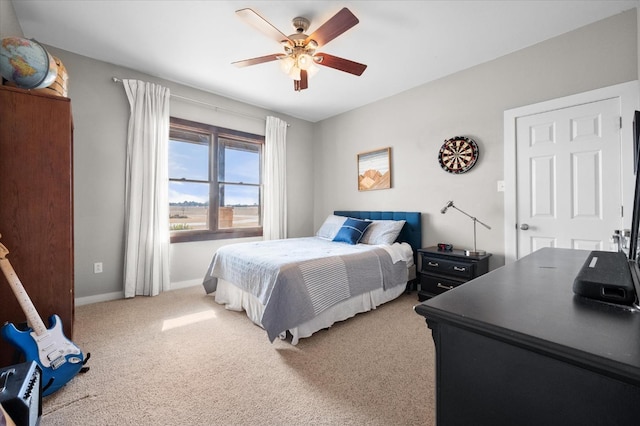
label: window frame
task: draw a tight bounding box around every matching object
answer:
[169,117,264,243]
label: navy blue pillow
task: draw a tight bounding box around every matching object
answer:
[333,218,372,245]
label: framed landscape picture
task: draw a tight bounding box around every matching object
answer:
[357,147,391,191]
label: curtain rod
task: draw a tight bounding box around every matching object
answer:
[112,77,282,125]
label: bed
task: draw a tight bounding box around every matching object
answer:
[202,211,422,344]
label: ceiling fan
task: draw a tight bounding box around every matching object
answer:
[232,7,367,92]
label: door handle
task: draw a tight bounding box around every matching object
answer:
[520,223,529,230]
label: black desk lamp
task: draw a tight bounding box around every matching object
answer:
[441,200,491,256]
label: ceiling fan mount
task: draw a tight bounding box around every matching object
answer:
[292,17,310,34]
[233,7,367,92]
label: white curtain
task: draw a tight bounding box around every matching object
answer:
[122,79,171,297]
[263,116,288,240]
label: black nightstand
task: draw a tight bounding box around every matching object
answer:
[417,246,491,301]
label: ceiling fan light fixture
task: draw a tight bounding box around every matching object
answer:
[279,55,295,73]
[288,66,301,81]
[280,49,315,80]
[297,53,313,70]
[307,64,319,78]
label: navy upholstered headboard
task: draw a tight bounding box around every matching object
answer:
[333,211,422,256]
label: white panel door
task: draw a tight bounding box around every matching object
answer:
[516,98,622,257]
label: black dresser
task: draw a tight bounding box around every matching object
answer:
[414,248,640,425]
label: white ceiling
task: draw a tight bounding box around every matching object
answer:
[11,0,638,122]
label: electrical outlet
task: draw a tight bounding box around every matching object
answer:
[94,262,103,274]
[497,180,505,192]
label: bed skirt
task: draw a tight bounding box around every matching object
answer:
[212,265,414,345]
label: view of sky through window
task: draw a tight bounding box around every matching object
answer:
[169,140,259,206]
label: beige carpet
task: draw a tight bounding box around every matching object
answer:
[40,286,436,425]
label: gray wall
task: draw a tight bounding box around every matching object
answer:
[313,9,638,270]
[0,0,23,38]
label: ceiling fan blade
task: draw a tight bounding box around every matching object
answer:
[315,53,367,76]
[294,70,309,91]
[305,7,359,48]
[236,8,292,45]
[232,54,281,68]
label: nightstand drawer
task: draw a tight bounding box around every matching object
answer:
[422,256,474,279]
[420,275,464,296]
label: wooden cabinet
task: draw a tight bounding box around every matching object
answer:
[417,246,490,301]
[0,85,74,367]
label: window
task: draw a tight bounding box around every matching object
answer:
[169,117,263,243]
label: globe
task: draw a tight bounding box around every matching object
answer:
[0,36,57,89]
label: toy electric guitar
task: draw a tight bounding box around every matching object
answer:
[0,234,86,396]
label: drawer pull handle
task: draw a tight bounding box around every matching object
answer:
[437,283,454,290]
[428,261,439,267]
[453,266,467,272]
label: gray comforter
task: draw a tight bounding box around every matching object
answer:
[202,237,408,342]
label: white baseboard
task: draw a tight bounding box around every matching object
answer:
[169,279,202,291]
[74,280,202,306]
[75,291,123,306]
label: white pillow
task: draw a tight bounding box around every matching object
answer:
[360,220,406,245]
[315,214,348,240]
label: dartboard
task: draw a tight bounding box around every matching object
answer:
[438,136,479,174]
